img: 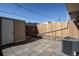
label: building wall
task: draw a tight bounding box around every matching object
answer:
[67,20,79,38]
[66,3,79,13]
[66,4,79,20]
[69,11,79,19]
[25,24,39,37]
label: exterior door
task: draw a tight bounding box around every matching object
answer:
[2,19,14,45]
[14,20,25,43]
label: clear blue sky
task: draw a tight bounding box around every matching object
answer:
[0,3,69,23]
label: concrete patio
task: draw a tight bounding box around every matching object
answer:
[2,38,67,56]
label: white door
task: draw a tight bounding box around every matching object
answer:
[2,19,14,45]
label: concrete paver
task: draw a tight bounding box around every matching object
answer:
[2,38,67,56]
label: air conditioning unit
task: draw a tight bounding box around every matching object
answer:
[62,38,79,56]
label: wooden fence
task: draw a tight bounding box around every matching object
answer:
[37,20,79,39]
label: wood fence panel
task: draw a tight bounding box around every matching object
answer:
[48,23,53,37]
[55,22,62,38]
[52,23,56,37]
[62,22,67,38]
[37,21,79,39]
[37,25,41,33]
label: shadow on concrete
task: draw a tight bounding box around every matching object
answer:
[2,37,42,49]
[0,47,3,56]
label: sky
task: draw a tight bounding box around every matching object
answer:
[0,3,69,23]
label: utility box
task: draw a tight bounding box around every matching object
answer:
[62,38,79,56]
[0,16,25,46]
